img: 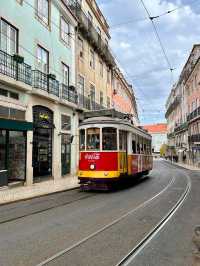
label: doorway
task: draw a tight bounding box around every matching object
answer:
[32,106,53,180]
[61,134,71,176]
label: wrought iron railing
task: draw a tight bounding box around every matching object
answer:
[187,106,200,121]
[32,70,59,97]
[0,49,32,85]
[61,83,78,104]
[64,0,115,67]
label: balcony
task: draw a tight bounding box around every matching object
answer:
[165,95,181,118]
[167,132,175,139]
[174,122,188,133]
[0,49,32,85]
[61,84,78,104]
[64,0,116,67]
[32,70,59,97]
[77,93,105,110]
[188,134,200,143]
[187,106,200,122]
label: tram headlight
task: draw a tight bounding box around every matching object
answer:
[90,164,95,170]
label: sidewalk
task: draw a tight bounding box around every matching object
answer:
[0,176,79,205]
[162,159,200,171]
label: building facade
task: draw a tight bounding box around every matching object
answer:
[143,123,167,154]
[0,0,139,189]
[166,44,200,166]
[0,0,79,187]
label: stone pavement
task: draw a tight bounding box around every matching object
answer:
[162,158,200,171]
[0,176,79,205]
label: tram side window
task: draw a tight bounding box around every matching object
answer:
[79,129,85,151]
[119,130,127,151]
[137,137,140,154]
[102,127,117,151]
[87,128,100,150]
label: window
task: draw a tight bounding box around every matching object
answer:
[105,38,108,46]
[78,75,84,95]
[61,115,71,130]
[60,17,70,45]
[86,128,100,150]
[97,26,101,36]
[100,91,103,106]
[99,61,103,77]
[132,134,137,153]
[0,88,19,100]
[36,45,49,73]
[10,91,19,100]
[62,62,69,86]
[119,131,127,151]
[107,68,110,83]
[0,19,18,55]
[102,128,117,151]
[36,0,49,25]
[88,11,93,23]
[78,37,84,57]
[0,88,8,97]
[90,85,95,109]
[79,129,85,151]
[90,49,95,69]
[0,130,6,171]
[107,96,110,108]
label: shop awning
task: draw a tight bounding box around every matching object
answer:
[0,118,33,131]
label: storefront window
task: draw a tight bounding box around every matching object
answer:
[0,130,6,171]
[102,127,117,151]
[86,128,100,151]
[8,131,26,181]
[79,129,85,151]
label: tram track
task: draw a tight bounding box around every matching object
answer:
[36,173,177,266]
[0,189,98,225]
[116,171,191,266]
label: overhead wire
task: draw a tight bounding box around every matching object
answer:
[110,0,200,29]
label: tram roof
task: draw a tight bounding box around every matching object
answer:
[80,109,151,139]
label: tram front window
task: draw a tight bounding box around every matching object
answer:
[86,128,100,150]
[79,129,85,151]
[102,128,117,151]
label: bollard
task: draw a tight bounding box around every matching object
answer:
[192,226,200,266]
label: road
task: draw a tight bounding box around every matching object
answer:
[0,160,199,266]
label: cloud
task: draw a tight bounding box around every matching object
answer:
[97,0,200,124]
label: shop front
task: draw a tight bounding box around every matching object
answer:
[0,118,33,187]
[32,106,54,181]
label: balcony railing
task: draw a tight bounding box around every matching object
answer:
[187,106,200,122]
[61,84,78,104]
[165,95,181,118]
[32,70,59,97]
[188,134,200,143]
[0,49,110,111]
[174,122,188,133]
[0,49,32,85]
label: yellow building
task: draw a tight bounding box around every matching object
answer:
[66,0,115,110]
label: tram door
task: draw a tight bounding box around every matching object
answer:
[119,130,128,174]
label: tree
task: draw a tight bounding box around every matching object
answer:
[160,144,168,157]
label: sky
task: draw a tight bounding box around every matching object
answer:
[96,0,200,125]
